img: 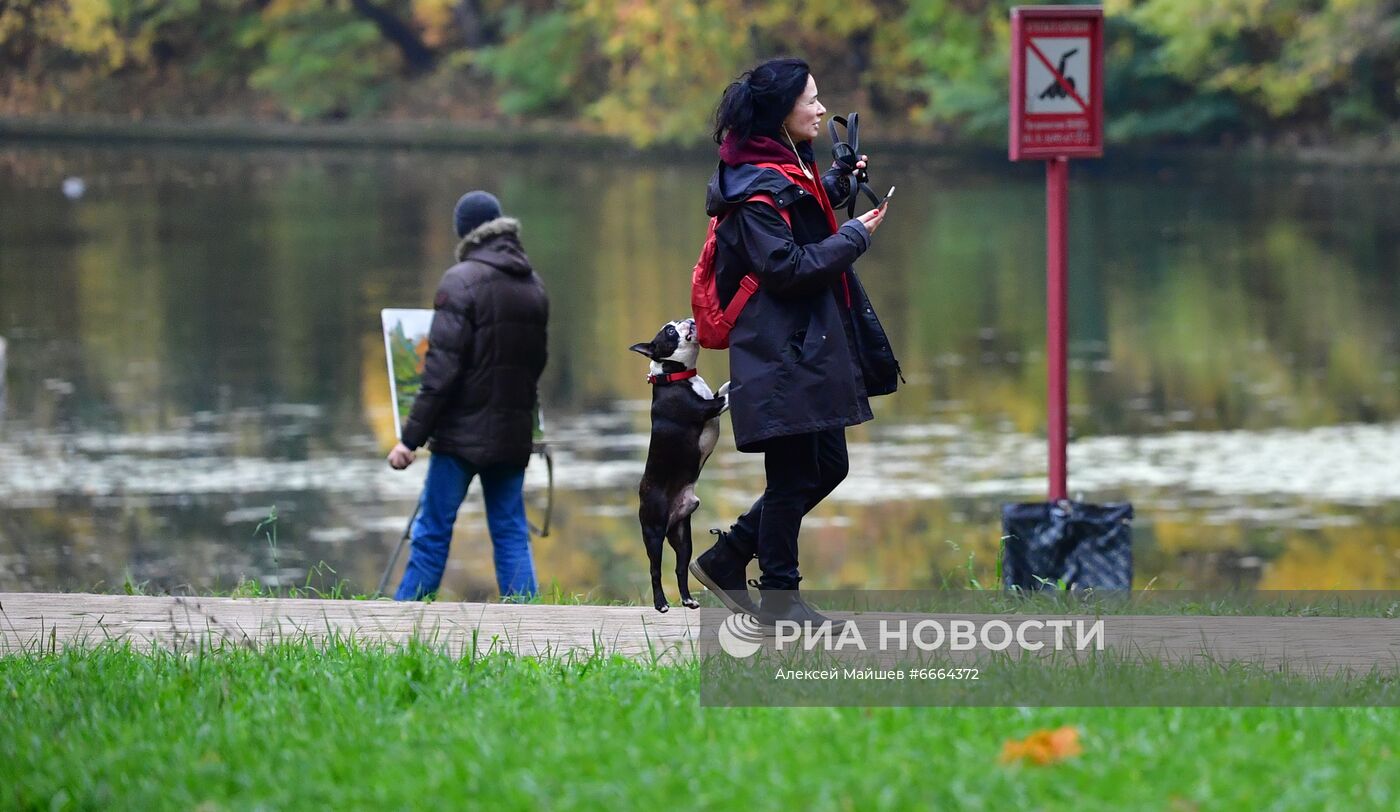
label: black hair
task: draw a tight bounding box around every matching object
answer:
[712,57,811,145]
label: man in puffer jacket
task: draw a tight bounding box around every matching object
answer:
[387,191,549,601]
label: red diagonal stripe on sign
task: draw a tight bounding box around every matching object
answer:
[1027,39,1089,113]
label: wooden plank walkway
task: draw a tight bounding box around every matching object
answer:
[3,593,1400,676]
[0,593,703,662]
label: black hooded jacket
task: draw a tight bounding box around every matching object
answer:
[705,136,901,452]
[401,217,549,469]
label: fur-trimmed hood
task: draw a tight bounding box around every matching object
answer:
[455,216,531,275]
[401,215,548,466]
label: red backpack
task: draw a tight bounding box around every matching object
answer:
[691,163,793,350]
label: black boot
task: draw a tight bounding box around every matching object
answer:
[757,588,846,631]
[689,529,758,615]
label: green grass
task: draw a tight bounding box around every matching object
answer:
[3,642,1399,810]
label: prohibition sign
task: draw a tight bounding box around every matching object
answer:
[1009,5,1102,160]
[1026,38,1089,114]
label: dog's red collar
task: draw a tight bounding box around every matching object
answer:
[647,369,698,385]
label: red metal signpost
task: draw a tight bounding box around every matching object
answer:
[1009,5,1104,501]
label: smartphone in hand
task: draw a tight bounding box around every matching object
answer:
[882,186,896,206]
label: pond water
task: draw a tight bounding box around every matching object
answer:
[1,142,1397,599]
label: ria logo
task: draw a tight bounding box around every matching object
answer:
[716,613,765,658]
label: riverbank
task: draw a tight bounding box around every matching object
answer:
[7,114,1400,168]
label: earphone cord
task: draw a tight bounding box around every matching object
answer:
[782,125,814,180]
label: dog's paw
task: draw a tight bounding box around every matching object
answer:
[655,601,670,613]
[681,596,700,610]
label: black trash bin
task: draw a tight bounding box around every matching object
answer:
[1001,500,1133,590]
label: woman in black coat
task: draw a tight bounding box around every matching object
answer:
[690,57,901,625]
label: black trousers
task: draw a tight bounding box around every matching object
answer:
[721,427,849,590]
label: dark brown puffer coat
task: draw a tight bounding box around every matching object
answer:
[401,217,549,469]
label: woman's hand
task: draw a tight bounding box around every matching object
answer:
[856,200,887,236]
[855,154,868,176]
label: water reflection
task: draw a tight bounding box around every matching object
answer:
[0,144,1397,599]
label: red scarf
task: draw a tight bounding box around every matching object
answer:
[719,134,849,306]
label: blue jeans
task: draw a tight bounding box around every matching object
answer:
[394,452,538,601]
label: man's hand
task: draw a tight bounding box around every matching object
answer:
[387,442,416,470]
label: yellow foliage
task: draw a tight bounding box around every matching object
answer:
[412,0,457,48]
[750,0,877,35]
[576,0,758,145]
[0,1,37,41]
[1259,533,1400,590]
[1152,518,1244,555]
[1,0,162,74]
[261,0,306,20]
[60,0,135,71]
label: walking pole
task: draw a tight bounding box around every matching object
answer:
[376,501,420,597]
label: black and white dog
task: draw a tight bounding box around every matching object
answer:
[629,318,729,612]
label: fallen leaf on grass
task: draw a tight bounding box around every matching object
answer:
[999,725,1082,766]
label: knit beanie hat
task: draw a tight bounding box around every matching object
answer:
[453,191,502,238]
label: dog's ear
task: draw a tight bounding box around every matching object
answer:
[627,342,654,358]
